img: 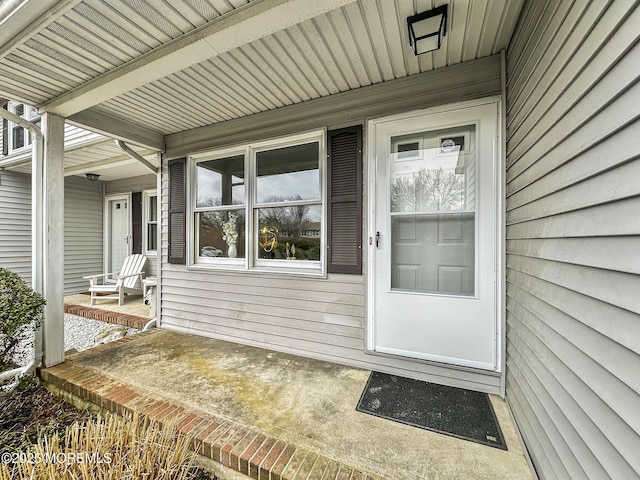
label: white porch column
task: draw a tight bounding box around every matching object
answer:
[39,112,65,367]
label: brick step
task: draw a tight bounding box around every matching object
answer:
[64,303,149,330]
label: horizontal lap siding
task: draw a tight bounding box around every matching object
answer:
[505,1,640,479]
[0,173,103,292]
[162,268,365,347]
[64,176,103,294]
[0,171,31,283]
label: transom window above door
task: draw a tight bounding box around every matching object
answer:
[190,131,325,274]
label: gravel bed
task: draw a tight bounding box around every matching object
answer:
[11,315,139,367]
[64,314,139,351]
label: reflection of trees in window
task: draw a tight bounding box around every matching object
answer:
[197,195,243,207]
[199,210,223,231]
[259,195,311,237]
[198,209,245,258]
[391,167,465,212]
[197,198,224,233]
[257,195,320,261]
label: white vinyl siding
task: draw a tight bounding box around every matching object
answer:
[0,172,104,293]
[64,176,104,294]
[161,57,504,394]
[505,1,640,479]
[0,171,31,283]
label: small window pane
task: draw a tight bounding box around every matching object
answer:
[149,196,158,221]
[198,209,245,259]
[256,142,319,203]
[197,155,245,208]
[147,224,157,251]
[256,204,321,261]
[12,127,24,150]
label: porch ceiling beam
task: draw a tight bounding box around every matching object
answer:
[67,108,164,152]
[39,0,358,118]
[63,152,156,177]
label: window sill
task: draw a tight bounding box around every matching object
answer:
[2,147,32,163]
[186,262,326,279]
[7,147,32,155]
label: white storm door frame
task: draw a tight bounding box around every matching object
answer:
[366,96,504,373]
[104,193,132,276]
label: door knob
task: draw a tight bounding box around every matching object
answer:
[375,231,380,248]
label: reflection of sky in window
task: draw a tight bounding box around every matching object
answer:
[197,167,244,207]
[256,170,319,203]
[197,142,320,207]
[256,142,319,203]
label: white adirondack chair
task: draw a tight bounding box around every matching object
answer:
[84,254,147,306]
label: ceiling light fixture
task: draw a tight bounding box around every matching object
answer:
[407,4,448,55]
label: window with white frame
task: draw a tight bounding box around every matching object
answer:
[143,191,158,255]
[8,102,37,154]
[191,131,325,273]
[195,152,246,262]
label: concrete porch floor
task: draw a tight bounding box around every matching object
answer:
[40,329,535,480]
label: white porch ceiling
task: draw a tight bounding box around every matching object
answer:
[0,0,524,149]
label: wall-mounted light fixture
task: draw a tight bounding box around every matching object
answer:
[407,4,448,55]
[85,172,100,182]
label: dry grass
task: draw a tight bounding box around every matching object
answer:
[1,412,196,480]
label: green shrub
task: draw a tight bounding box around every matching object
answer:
[0,268,46,370]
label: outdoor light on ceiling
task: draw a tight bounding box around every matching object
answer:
[407,4,448,55]
[85,173,100,182]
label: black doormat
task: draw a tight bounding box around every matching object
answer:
[356,372,507,450]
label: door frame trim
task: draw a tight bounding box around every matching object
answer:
[365,96,504,378]
[103,192,132,274]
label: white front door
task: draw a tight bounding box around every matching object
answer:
[105,194,131,275]
[369,99,500,371]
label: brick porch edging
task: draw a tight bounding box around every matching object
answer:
[39,331,381,480]
[64,303,149,330]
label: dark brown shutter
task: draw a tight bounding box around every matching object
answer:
[1,102,7,156]
[327,125,363,274]
[131,192,142,255]
[168,158,186,264]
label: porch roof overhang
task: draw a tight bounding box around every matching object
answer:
[0,0,523,180]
